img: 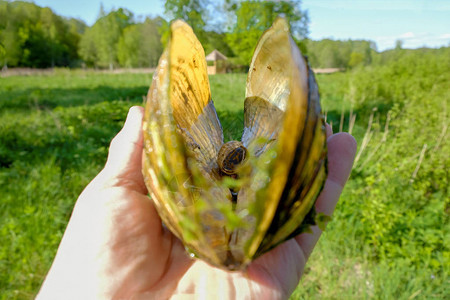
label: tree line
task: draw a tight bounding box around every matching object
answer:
[0,0,396,70]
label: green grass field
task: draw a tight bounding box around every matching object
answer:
[0,51,448,299]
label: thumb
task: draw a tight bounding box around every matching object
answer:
[106,106,144,172]
[99,106,146,193]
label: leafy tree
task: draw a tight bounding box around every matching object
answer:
[117,24,140,67]
[225,0,308,65]
[0,1,6,66]
[63,18,87,67]
[202,30,234,57]
[117,17,164,68]
[306,39,375,69]
[162,1,234,58]
[79,7,133,68]
[348,51,364,68]
[1,24,21,67]
[164,0,208,32]
[78,27,98,67]
[163,0,210,45]
[0,1,33,67]
[0,0,84,68]
[139,17,164,67]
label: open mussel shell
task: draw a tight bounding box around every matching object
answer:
[142,17,327,270]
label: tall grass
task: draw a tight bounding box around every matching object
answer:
[292,48,449,299]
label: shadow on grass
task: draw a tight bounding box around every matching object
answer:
[0,82,150,171]
[0,85,149,111]
[0,100,133,173]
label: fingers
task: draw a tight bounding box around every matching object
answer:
[99,106,147,194]
[316,132,357,214]
[295,132,356,259]
[107,106,144,169]
[326,122,333,138]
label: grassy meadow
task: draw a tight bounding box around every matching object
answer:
[0,49,449,299]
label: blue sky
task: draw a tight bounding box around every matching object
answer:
[31,0,450,51]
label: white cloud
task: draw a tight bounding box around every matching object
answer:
[374,32,450,51]
[399,32,415,39]
[304,0,450,12]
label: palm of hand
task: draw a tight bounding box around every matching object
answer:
[38,107,356,300]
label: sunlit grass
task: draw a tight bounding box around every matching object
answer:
[0,63,448,299]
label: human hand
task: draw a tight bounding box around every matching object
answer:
[38,106,356,299]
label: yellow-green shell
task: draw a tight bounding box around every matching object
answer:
[142,17,327,270]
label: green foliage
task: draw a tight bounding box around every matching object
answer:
[202,30,234,58]
[117,17,164,68]
[77,6,164,69]
[161,0,235,59]
[1,0,407,71]
[0,0,85,68]
[349,47,450,110]
[225,0,308,65]
[164,0,207,31]
[341,47,449,268]
[305,38,376,69]
[78,8,133,68]
[164,0,209,45]
[348,51,364,68]
[291,47,449,298]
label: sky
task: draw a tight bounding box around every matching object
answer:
[31,0,450,51]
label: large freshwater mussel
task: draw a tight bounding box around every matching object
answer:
[142,17,327,270]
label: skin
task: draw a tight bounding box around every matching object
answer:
[37,106,357,300]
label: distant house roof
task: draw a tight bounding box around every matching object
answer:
[206,50,228,61]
